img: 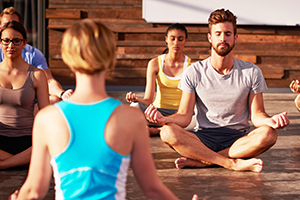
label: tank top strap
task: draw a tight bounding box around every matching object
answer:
[184,56,191,69]
[24,65,35,87]
[28,64,35,74]
[157,54,165,72]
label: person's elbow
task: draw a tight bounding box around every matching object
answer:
[17,189,47,200]
[295,95,300,111]
[143,186,160,199]
[17,183,49,200]
[250,113,267,128]
[177,111,193,128]
[142,181,171,200]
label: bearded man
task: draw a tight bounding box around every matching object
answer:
[144,8,289,172]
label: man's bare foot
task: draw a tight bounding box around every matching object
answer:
[175,157,211,169]
[231,158,263,173]
[175,157,263,172]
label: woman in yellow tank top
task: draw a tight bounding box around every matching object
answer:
[126,23,196,135]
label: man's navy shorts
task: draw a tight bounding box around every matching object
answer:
[191,127,248,152]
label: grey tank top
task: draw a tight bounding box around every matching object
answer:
[0,65,36,137]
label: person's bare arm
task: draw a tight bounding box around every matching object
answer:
[33,68,50,109]
[11,108,54,200]
[126,58,158,105]
[145,91,195,128]
[289,80,300,111]
[294,95,300,111]
[43,69,73,100]
[249,92,289,129]
[123,107,178,200]
[122,106,198,199]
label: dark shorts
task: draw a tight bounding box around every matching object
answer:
[0,135,32,155]
[191,127,248,152]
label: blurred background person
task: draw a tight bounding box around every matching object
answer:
[0,7,73,104]
[0,21,49,169]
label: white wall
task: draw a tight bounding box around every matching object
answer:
[143,0,300,26]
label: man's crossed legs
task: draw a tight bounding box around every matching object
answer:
[160,123,277,172]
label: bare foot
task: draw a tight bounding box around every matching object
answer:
[175,157,211,169]
[175,157,263,172]
[231,158,263,173]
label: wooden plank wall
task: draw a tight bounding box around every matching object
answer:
[47,0,300,87]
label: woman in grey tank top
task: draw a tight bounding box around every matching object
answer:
[0,21,49,169]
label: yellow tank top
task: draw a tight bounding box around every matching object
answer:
[153,54,191,109]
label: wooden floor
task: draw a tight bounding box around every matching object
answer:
[1,88,300,200]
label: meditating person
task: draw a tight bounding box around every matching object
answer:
[0,21,49,170]
[0,6,73,103]
[145,9,290,172]
[126,23,196,135]
[10,19,198,200]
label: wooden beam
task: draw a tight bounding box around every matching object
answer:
[261,68,284,79]
[117,41,210,47]
[111,27,209,33]
[46,9,83,19]
[110,68,146,78]
[237,34,300,43]
[49,0,142,7]
[232,50,300,57]
[234,55,257,63]
[105,78,145,86]
[257,65,285,79]
[117,54,157,60]
[47,18,153,29]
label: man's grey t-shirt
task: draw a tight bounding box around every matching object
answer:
[178,57,267,131]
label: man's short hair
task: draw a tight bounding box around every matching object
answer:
[0,21,27,40]
[208,9,237,35]
[0,7,22,23]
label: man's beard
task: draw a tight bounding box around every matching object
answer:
[212,42,235,57]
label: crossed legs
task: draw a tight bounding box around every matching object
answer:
[0,147,32,170]
[160,123,277,172]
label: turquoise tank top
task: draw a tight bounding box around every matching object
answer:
[51,97,131,199]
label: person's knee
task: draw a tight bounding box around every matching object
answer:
[259,125,277,147]
[160,124,173,143]
[160,123,181,145]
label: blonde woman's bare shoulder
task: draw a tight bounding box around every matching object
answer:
[35,105,66,130]
[107,104,148,138]
[114,104,147,127]
[116,104,145,119]
[34,105,70,142]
